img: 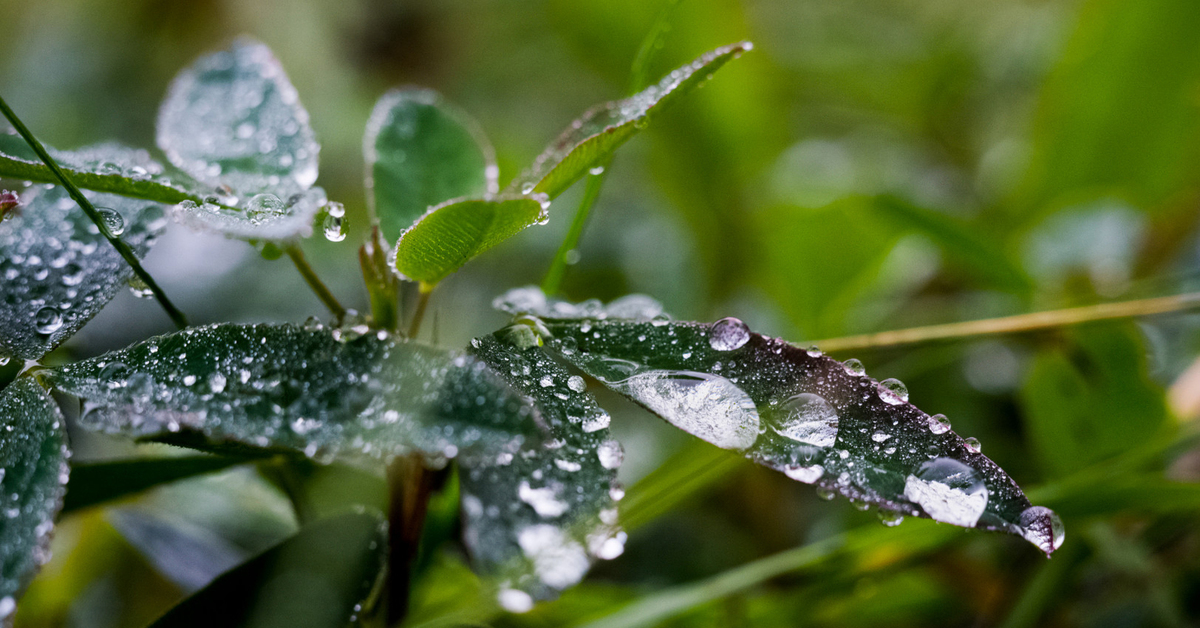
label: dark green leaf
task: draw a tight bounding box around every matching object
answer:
[393,197,545,285]
[0,378,69,616]
[147,511,387,628]
[365,88,497,243]
[46,323,543,466]
[507,42,751,200]
[463,333,622,608]
[63,455,254,514]
[0,184,168,361]
[496,288,1063,555]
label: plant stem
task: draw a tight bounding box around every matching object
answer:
[359,226,401,333]
[0,94,189,330]
[810,292,1200,353]
[286,245,347,322]
[384,455,439,625]
[542,160,609,296]
[408,284,433,338]
[629,0,684,93]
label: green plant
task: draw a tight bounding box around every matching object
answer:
[0,32,1071,628]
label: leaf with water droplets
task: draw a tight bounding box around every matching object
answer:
[506,42,751,200]
[393,197,545,285]
[463,334,623,608]
[497,288,1063,555]
[365,88,497,244]
[45,323,543,466]
[147,511,386,628]
[0,378,70,620]
[0,185,168,361]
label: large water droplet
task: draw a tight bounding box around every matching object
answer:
[567,375,586,393]
[708,317,750,351]
[842,358,866,377]
[322,202,346,242]
[927,413,951,435]
[1019,506,1065,555]
[34,307,63,334]
[613,370,759,450]
[903,457,988,527]
[98,208,125,236]
[878,378,908,404]
[771,392,838,447]
[964,437,982,453]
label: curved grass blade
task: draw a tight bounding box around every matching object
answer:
[147,511,387,628]
[506,42,752,200]
[393,196,545,285]
[496,288,1064,555]
[45,323,543,467]
[0,378,69,620]
[63,455,254,514]
[365,88,497,243]
[0,185,168,361]
[463,332,623,609]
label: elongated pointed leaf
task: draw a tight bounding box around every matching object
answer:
[0,378,70,618]
[463,333,623,608]
[393,196,544,285]
[0,184,168,361]
[365,88,497,243]
[63,455,253,514]
[495,288,1064,555]
[507,42,752,200]
[148,511,387,628]
[46,323,543,466]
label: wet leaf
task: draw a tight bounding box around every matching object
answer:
[496,288,1063,555]
[46,323,543,467]
[463,333,623,608]
[0,184,168,361]
[170,186,328,242]
[0,378,70,619]
[365,88,497,243]
[63,455,254,514]
[506,42,751,200]
[393,197,545,285]
[147,511,386,628]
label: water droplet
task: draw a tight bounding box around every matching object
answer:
[589,165,606,175]
[0,596,14,619]
[771,393,838,447]
[517,524,590,589]
[708,317,750,351]
[815,487,836,501]
[322,202,346,242]
[520,183,535,195]
[518,481,568,518]
[842,358,866,376]
[539,375,554,388]
[567,376,586,392]
[878,510,905,527]
[208,373,227,393]
[127,276,153,299]
[964,437,982,453]
[871,431,891,443]
[497,587,534,613]
[98,208,125,236]
[927,413,951,435]
[1019,506,1065,555]
[878,378,908,405]
[783,464,824,483]
[34,307,62,334]
[597,439,624,469]
[903,458,988,527]
[806,345,823,357]
[246,193,287,219]
[612,371,759,450]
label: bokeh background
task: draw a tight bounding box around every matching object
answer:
[5,0,1200,626]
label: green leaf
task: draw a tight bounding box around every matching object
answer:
[0,184,168,361]
[63,455,254,514]
[496,288,1064,555]
[393,197,545,285]
[507,42,751,200]
[463,333,622,608]
[147,511,387,628]
[0,378,69,616]
[46,323,543,466]
[365,88,497,243]
[0,135,194,206]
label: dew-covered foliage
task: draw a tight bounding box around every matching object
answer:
[463,334,623,608]
[45,323,544,466]
[0,379,69,619]
[0,184,167,361]
[496,288,1064,555]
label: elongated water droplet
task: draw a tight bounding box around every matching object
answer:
[1019,506,1065,555]
[903,457,988,527]
[98,208,125,236]
[322,201,346,242]
[612,370,759,450]
[708,317,750,351]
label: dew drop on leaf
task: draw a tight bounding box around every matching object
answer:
[33,307,62,335]
[878,378,909,404]
[878,510,905,527]
[770,393,838,447]
[614,371,759,450]
[1019,505,1065,555]
[322,202,346,242]
[98,208,125,236]
[842,358,866,376]
[597,439,624,470]
[708,317,750,351]
[964,436,982,453]
[903,458,989,527]
[927,413,951,434]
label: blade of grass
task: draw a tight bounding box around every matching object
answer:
[0,95,189,329]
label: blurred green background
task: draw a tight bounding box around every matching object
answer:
[6,0,1200,626]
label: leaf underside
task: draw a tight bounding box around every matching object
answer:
[496,288,1064,555]
[46,323,543,467]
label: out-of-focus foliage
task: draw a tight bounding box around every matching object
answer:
[4,0,1200,626]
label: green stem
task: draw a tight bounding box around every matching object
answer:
[0,95,189,330]
[286,245,347,322]
[359,226,401,333]
[408,284,433,338]
[811,292,1200,353]
[384,455,439,625]
[542,160,609,296]
[629,0,685,93]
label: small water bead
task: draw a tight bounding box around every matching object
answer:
[878,378,908,405]
[208,373,227,394]
[322,202,346,242]
[128,277,153,299]
[246,193,287,219]
[963,437,982,453]
[927,413,951,435]
[783,464,824,483]
[878,510,905,527]
[588,165,606,176]
[98,208,125,236]
[708,317,750,351]
[34,307,63,334]
[842,358,866,376]
[852,500,870,512]
[806,345,822,357]
[597,439,624,469]
[815,487,837,501]
[567,376,586,393]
